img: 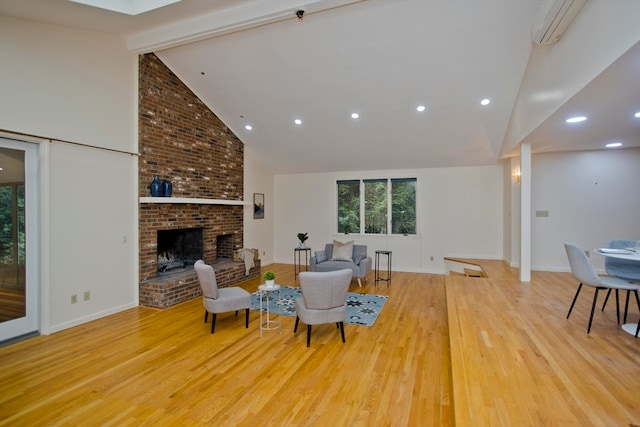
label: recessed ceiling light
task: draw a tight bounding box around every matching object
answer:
[566,116,587,123]
[245,125,253,131]
[480,98,490,106]
[416,105,426,112]
[634,111,640,118]
[294,119,302,125]
[606,142,622,148]
[0,167,3,171]
[351,113,359,119]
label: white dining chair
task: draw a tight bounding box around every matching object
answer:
[564,243,640,334]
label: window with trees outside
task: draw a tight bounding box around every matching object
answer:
[337,178,416,235]
[0,184,25,266]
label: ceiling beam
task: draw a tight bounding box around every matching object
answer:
[127,0,364,53]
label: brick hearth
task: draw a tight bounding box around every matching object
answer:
[138,53,259,308]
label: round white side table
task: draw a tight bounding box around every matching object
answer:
[258,284,281,336]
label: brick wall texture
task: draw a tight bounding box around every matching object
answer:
[138,53,243,199]
[138,53,259,308]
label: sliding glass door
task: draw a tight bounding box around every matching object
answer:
[0,139,39,341]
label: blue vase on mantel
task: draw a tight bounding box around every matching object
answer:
[150,176,162,197]
[162,180,173,197]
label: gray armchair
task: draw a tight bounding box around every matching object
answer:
[194,260,251,334]
[310,242,372,287]
[294,269,353,347]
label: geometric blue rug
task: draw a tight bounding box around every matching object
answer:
[250,285,388,327]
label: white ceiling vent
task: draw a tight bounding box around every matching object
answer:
[532,0,587,45]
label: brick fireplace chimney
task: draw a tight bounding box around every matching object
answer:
[137,53,259,308]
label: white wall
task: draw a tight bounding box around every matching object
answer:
[0,17,138,333]
[530,147,640,272]
[0,17,137,152]
[275,148,640,276]
[244,146,274,265]
[48,143,138,330]
[274,165,504,274]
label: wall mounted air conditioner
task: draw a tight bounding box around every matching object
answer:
[532,0,587,45]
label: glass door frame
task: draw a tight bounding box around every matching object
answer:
[0,137,40,342]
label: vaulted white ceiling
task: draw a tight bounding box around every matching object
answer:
[1,0,638,174]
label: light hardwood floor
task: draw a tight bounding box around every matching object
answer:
[0,262,638,426]
[447,269,639,426]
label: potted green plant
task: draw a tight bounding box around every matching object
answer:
[297,232,309,249]
[263,270,276,287]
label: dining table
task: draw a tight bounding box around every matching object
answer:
[594,247,640,262]
[594,247,640,337]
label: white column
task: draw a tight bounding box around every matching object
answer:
[520,143,531,282]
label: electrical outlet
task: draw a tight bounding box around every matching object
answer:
[430,256,434,261]
[84,291,90,301]
[71,294,77,304]
[535,210,549,217]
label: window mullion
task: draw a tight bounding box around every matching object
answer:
[387,179,392,236]
[359,180,365,234]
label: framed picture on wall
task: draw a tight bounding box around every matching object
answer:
[254,193,264,219]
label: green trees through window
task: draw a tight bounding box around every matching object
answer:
[391,178,416,235]
[0,184,25,265]
[337,180,360,233]
[365,179,387,234]
[337,178,416,235]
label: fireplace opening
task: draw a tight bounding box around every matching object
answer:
[216,234,234,261]
[157,228,203,274]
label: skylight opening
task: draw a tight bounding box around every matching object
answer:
[68,0,181,16]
